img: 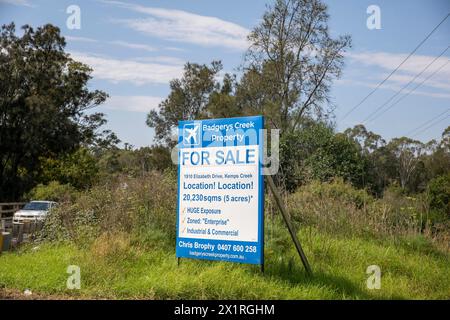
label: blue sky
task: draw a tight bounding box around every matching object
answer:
[1,0,449,147]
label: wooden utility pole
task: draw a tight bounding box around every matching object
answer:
[266,175,312,276]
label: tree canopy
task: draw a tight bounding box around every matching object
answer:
[147,0,351,144]
[144,0,448,196]
[242,0,351,131]
[0,23,115,200]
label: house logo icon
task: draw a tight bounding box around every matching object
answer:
[183,123,201,146]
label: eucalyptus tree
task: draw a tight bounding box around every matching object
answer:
[146,61,223,145]
[0,23,113,200]
[239,0,352,132]
[388,137,425,190]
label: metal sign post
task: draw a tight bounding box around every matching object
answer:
[266,175,312,276]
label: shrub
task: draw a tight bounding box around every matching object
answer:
[427,173,450,222]
[90,232,133,262]
[286,177,436,240]
[371,190,427,236]
[303,178,372,208]
[39,147,99,189]
[278,122,367,192]
[26,181,78,202]
[39,171,177,246]
[287,178,374,236]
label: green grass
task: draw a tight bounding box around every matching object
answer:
[0,221,449,299]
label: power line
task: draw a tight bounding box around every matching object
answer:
[362,46,450,123]
[412,114,450,138]
[406,108,450,137]
[365,59,450,123]
[342,12,450,120]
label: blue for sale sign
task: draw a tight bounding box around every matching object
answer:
[176,115,264,265]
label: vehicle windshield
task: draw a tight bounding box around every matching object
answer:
[22,202,50,211]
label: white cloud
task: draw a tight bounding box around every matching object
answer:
[347,51,450,75]
[101,0,250,50]
[64,36,157,52]
[103,95,163,113]
[64,36,182,55]
[134,55,185,65]
[64,35,98,43]
[70,51,184,85]
[345,51,450,95]
[108,40,157,52]
[338,78,450,100]
[0,0,34,7]
[164,46,186,52]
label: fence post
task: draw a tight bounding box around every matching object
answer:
[17,223,24,244]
